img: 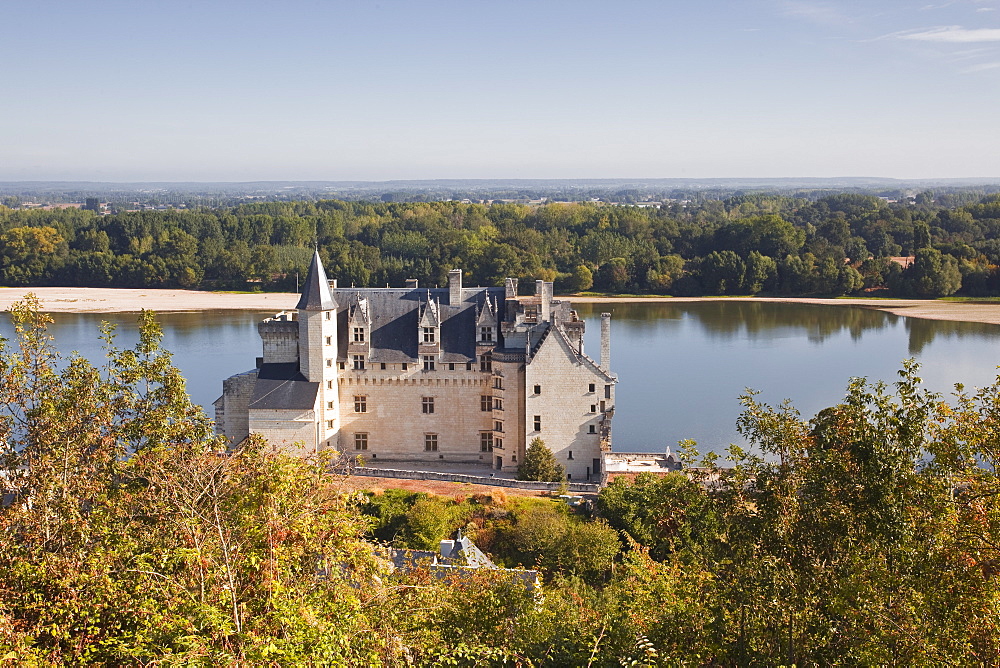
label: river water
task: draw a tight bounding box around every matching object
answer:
[3,302,1000,454]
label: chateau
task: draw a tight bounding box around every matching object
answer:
[214,252,616,480]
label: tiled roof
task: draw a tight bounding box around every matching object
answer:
[335,287,506,363]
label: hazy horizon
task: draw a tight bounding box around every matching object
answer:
[5,1,1000,182]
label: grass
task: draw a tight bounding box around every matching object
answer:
[939,296,1000,303]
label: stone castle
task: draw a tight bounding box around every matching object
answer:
[214,252,616,480]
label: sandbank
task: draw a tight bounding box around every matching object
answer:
[2,287,1000,327]
[0,287,299,314]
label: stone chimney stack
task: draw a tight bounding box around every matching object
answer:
[536,280,551,322]
[449,269,463,305]
[600,312,611,371]
[505,277,518,299]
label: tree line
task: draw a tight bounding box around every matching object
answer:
[3,300,1000,664]
[2,193,1000,297]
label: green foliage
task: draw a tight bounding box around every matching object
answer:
[2,192,996,295]
[517,437,565,482]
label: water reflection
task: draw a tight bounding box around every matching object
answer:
[574,300,1000,453]
[575,301,900,345]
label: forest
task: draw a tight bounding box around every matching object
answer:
[3,299,1000,665]
[3,191,1000,298]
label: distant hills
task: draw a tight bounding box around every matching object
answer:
[3,177,999,205]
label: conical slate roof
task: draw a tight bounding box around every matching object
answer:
[295,250,337,311]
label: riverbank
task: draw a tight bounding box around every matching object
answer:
[3,287,1000,327]
[0,287,300,313]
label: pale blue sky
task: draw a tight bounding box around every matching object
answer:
[3,0,999,181]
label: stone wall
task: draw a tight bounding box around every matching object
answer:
[525,331,606,481]
[337,368,492,463]
[349,466,600,493]
[249,406,319,456]
[216,369,257,443]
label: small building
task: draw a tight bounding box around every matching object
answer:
[602,447,684,484]
[215,251,617,481]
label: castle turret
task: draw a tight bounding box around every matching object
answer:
[297,251,339,447]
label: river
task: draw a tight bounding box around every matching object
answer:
[3,302,1000,454]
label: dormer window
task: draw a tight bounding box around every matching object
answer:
[480,326,493,342]
[353,327,366,343]
[422,327,436,344]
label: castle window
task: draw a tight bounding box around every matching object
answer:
[380,362,386,370]
[327,381,334,389]
[327,401,334,409]
[325,336,332,346]
[352,355,365,370]
[339,362,345,370]
[568,450,573,460]
[480,432,493,452]
[493,398,503,411]
[533,384,541,395]
[480,326,493,342]
[479,353,491,372]
[466,362,473,371]
[448,363,455,371]
[590,404,597,413]
[326,359,333,367]
[493,376,503,390]
[326,419,334,429]
[325,312,331,320]
[589,424,596,434]
[354,433,368,451]
[423,355,436,371]
[589,383,596,393]
[496,437,503,449]
[353,327,365,343]
[424,434,438,452]
[422,397,435,414]
[481,395,491,412]
[533,415,541,432]
[511,454,516,463]
[422,327,436,344]
[494,420,503,432]
[354,395,367,413]
[402,363,408,371]
[605,385,612,399]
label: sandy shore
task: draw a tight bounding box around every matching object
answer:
[0,287,300,314]
[3,287,1000,327]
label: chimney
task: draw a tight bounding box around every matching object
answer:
[600,312,611,371]
[505,277,518,299]
[448,268,463,305]
[536,280,550,322]
[330,278,337,288]
[405,278,419,289]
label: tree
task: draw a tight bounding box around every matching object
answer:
[566,264,594,292]
[0,297,396,663]
[892,247,962,297]
[517,437,565,482]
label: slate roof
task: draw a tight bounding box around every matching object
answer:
[296,250,337,311]
[249,362,319,410]
[335,287,506,363]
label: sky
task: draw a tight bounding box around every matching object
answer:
[3,0,1000,181]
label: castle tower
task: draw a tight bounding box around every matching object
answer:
[297,250,339,448]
